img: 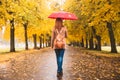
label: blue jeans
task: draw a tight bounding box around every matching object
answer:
[55,49,65,73]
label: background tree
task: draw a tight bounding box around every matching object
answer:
[64,0,120,53]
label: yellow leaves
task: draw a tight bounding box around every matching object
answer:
[4,26,10,41]
[27,0,36,8]
[0,19,5,25]
[89,18,101,27]
[0,0,53,42]
[15,24,24,42]
[61,0,120,44]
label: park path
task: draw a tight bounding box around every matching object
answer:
[0,47,120,80]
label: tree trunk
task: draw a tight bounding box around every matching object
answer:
[23,22,28,50]
[94,41,98,50]
[48,36,51,47]
[33,34,37,49]
[39,36,42,48]
[89,35,94,49]
[45,39,47,47]
[10,18,15,52]
[86,38,88,48]
[91,26,101,51]
[107,22,117,53]
[46,34,49,47]
[42,35,44,48]
[79,42,81,47]
[81,38,84,47]
[96,35,101,51]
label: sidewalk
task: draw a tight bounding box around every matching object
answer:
[0,47,120,80]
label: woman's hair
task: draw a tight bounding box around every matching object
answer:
[55,18,64,29]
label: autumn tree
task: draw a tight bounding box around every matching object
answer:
[88,0,120,53]
[64,0,120,53]
[0,0,21,52]
[1,0,52,51]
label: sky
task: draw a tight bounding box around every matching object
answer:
[47,0,66,10]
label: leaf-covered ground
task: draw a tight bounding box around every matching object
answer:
[0,47,120,80]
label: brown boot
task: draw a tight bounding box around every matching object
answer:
[57,72,63,77]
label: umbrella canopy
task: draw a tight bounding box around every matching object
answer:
[48,11,78,20]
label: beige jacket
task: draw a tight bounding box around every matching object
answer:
[51,27,68,49]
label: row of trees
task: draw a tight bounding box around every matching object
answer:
[64,0,120,53]
[0,0,55,52]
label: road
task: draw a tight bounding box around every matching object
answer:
[0,47,120,80]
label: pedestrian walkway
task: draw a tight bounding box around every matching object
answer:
[0,47,120,80]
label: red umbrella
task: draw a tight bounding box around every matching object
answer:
[48,11,78,20]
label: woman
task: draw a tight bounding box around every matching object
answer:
[51,18,68,77]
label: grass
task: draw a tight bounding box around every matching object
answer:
[0,47,34,54]
[0,46,120,58]
[80,46,120,58]
[0,48,39,62]
[84,49,120,58]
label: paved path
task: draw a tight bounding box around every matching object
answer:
[0,47,120,80]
